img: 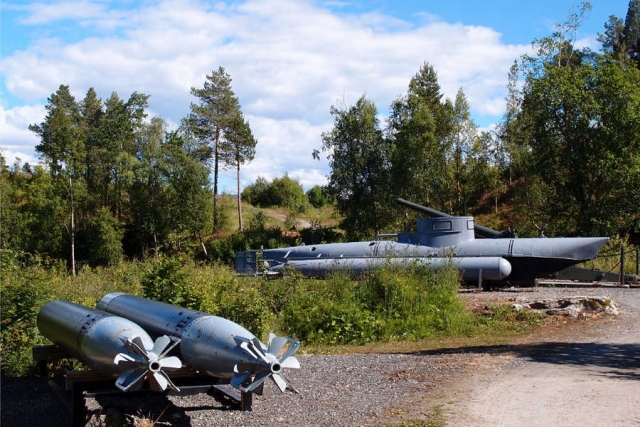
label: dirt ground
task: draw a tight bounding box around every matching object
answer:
[422,287,640,426]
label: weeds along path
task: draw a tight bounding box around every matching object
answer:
[437,287,640,427]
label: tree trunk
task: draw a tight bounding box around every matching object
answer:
[198,232,208,258]
[213,129,220,232]
[69,176,76,276]
[237,161,243,231]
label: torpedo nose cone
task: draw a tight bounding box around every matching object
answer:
[498,257,512,279]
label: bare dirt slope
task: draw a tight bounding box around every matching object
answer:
[434,287,640,426]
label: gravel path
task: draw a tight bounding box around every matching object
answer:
[2,286,637,427]
[440,287,640,427]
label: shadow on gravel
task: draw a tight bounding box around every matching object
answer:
[415,342,640,381]
[1,376,250,427]
[0,377,65,427]
[92,393,192,426]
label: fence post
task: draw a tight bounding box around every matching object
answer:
[620,246,625,285]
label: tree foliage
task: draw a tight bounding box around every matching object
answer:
[241,174,309,213]
[4,84,215,268]
[511,1,640,236]
[306,185,332,208]
[316,95,393,239]
[387,63,454,210]
[311,2,639,239]
[4,1,640,278]
[188,67,256,231]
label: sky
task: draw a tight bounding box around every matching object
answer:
[0,0,632,192]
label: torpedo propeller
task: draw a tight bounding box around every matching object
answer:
[114,335,183,392]
[231,333,300,393]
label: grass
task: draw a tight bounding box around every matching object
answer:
[219,195,343,233]
[380,405,447,427]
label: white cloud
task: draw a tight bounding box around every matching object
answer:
[0,104,45,166]
[1,0,531,188]
[18,1,108,25]
[236,116,332,189]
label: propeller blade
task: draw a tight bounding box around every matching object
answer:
[267,333,288,357]
[150,370,181,392]
[151,335,171,357]
[114,335,183,392]
[230,370,252,390]
[271,373,298,393]
[114,353,141,371]
[231,333,301,395]
[158,336,180,358]
[279,356,300,369]
[148,371,168,392]
[236,335,271,365]
[124,336,150,362]
[159,355,182,370]
[157,370,180,392]
[271,372,288,392]
[245,370,271,392]
[116,369,147,392]
[235,336,261,360]
[250,337,271,364]
[278,338,300,363]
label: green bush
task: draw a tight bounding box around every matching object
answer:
[141,257,188,305]
[1,264,55,376]
[80,208,124,267]
[282,286,382,345]
[241,175,309,212]
[306,185,331,208]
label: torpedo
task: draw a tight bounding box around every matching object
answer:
[37,300,182,392]
[97,293,300,393]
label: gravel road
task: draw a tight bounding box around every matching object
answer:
[440,287,640,427]
[2,286,638,427]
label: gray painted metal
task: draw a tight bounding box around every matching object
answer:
[270,254,511,280]
[236,200,609,285]
[97,293,300,394]
[37,300,182,392]
[397,197,504,238]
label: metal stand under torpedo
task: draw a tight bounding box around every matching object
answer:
[97,293,300,394]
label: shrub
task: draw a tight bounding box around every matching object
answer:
[1,264,55,376]
[80,208,124,267]
[141,257,188,305]
[282,286,382,345]
[306,185,331,208]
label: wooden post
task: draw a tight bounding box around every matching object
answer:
[620,246,625,285]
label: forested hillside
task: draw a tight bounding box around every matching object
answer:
[316,2,640,240]
[1,2,639,272]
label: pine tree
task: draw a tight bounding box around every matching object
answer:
[222,115,257,231]
[30,85,84,274]
[598,15,625,57]
[624,0,640,63]
[188,67,251,231]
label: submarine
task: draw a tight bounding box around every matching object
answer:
[236,199,609,287]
